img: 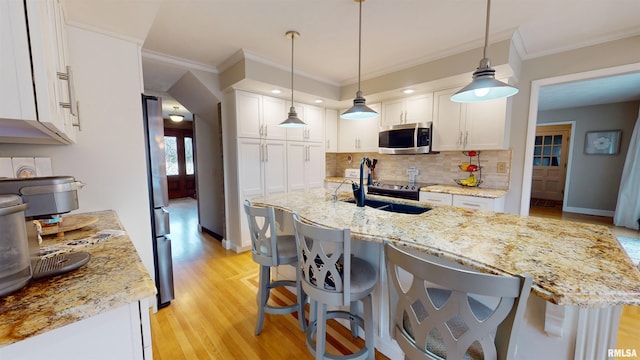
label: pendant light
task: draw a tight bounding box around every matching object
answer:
[450,0,519,103]
[341,0,378,120]
[279,30,307,127]
[169,106,184,122]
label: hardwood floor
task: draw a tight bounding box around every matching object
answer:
[529,203,640,350]
[151,198,388,359]
[151,198,639,359]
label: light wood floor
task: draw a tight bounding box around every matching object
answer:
[151,198,388,360]
[151,198,639,359]
[529,203,640,350]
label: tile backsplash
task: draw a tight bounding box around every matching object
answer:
[326,150,511,190]
[0,157,53,178]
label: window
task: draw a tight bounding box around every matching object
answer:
[164,136,179,175]
[185,137,194,175]
[533,135,562,166]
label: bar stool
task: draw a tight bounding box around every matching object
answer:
[384,242,532,360]
[244,200,306,335]
[292,213,377,360]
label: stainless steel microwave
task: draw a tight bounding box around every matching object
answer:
[378,122,432,154]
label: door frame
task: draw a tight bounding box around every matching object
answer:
[532,122,576,209]
[520,62,640,215]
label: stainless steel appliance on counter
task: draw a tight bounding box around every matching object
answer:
[367,181,437,201]
[0,176,89,296]
[142,94,175,308]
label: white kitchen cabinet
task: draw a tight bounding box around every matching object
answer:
[380,94,433,127]
[0,0,78,144]
[287,102,324,143]
[325,108,338,152]
[419,191,505,212]
[236,91,287,140]
[419,191,453,206]
[338,103,381,152]
[287,141,325,191]
[238,138,287,198]
[432,87,508,151]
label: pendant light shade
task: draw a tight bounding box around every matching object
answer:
[169,106,184,122]
[341,0,378,120]
[451,0,518,103]
[279,30,307,127]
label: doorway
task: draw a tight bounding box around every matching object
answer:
[164,121,196,199]
[531,124,572,205]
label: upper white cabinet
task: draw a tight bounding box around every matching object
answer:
[325,108,338,152]
[236,91,287,140]
[380,94,433,127]
[338,103,381,152]
[0,0,78,144]
[432,87,508,151]
[287,102,324,143]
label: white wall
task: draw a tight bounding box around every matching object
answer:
[0,26,155,282]
[538,101,639,214]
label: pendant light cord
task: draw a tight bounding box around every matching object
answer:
[291,33,295,105]
[357,0,362,92]
[483,0,491,59]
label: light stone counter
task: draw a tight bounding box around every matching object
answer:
[0,210,156,347]
[420,184,507,199]
[252,188,640,307]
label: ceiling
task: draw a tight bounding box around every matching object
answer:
[61,0,640,115]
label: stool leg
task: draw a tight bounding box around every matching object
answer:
[363,294,374,360]
[349,301,358,338]
[255,265,270,335]
[296,277,307,332]
[315,302,327,360]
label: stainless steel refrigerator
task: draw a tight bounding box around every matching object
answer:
[142,94,175,307]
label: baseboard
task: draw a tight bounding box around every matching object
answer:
[200,226,223,241]
[563,206,614,217]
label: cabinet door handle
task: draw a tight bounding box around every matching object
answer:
[464,131,469,146]
[57,66,77,116]
[265,145,269,162]
[326,139,330,149]
[458,131,463,146]
[264,124,268,137]
[461,202,481,208]
[72,101,81,131]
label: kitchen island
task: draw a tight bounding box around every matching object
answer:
[0,210,156,360]
[251,188,640,359]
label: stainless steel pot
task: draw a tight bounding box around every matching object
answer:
[0,194,31,297]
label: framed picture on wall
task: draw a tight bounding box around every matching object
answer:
[584,130,622,155]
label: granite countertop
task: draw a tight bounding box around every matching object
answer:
[0,210,156,347]
[325,177,507,198]
[251,188,640,307]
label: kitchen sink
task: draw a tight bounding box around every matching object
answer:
[342,198,431,215]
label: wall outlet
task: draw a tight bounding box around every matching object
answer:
[497,162,507,173]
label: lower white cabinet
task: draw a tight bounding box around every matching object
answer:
[337,103,381,152]
[287,141,325,191]
[420,191,505,212]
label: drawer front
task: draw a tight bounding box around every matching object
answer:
[419,191,452,205]
[452,195,495,211]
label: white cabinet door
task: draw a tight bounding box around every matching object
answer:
[303,104,325,143]
[465,98,508,150]
[338,103,380,152]
[380,99,405,127]
[284,101,306,141]
[263,140,288,195]
[433,89,464,151]
[0,0,37,122]
[287,141,306,191]
[237,138,264,198]
[262,96,288,140]
[433,88,507,151]
[236,91,262,139]
[306,142,325,189]
[325,108,338,152]
[405,94,433,124]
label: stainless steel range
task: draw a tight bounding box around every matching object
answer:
[367,181,435,201]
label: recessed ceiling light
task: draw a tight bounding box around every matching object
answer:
[403,89,415,94]
[314,99,324,104]
[271,89,282,94]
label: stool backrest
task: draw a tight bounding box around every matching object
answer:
[292,213,352,306]
[384,243,532,360]
[244,200,279,267]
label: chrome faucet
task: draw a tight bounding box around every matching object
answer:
[332,178,354,202]
[351,157,369,207]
